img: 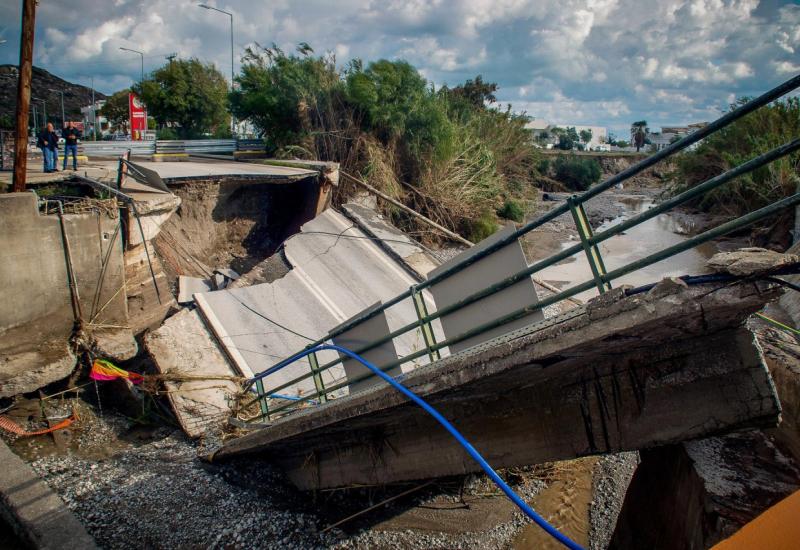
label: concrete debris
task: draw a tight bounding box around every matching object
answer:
[144,308,242,439]
[91,329,138,362]
[177,275,211,305]
[706,246,800,276]
[214,268,240,281]
[212,272,227,291]
[194,208,440,396]
[0,346,77,399]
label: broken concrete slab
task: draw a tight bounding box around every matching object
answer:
[342,202,440,279]
[91,329,138,362]
[195,208,444,398]
[283,209,442,365]
[0,345,76,399]
[707,246,800,276]
[177,276,211,305]
[0,439,97,549]
[145,308,242,439]
[213,280,781,490]
[214,268,240,281]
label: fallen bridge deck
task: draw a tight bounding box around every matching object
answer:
[213,278,782,490]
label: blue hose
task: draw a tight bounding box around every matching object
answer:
[249,344,584,550]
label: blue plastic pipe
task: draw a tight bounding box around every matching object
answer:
[249,344,584,550]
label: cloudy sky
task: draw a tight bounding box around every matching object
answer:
[1,0,798,135]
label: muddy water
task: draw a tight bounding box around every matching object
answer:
[537,197,717,302]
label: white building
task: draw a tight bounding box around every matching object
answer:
[525,119,609,150]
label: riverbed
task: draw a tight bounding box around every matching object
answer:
[525,193,719,303]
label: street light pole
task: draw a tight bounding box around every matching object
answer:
[49,88,65,127]
[33,97,45,126]
[198,4,236,136]
[119,46,144,86]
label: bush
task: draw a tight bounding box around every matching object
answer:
[497,199,525,222]
[671,97,800,218]
[553,154,602,191]
[156,127,179,140]
[467,210,499,242]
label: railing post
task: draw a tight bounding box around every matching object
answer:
[308,351,328,403]
[568,196,612,293]
[411,286,441,362]
[254,378,269,420]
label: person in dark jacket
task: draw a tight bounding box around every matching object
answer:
[61,121,81,170]
[36,122,59,172]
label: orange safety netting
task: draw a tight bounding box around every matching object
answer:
[0,412,77,437]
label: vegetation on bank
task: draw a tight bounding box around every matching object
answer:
[229,44,541,242]
[669,97,799,242]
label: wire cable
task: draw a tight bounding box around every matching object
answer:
[248,344,584,550]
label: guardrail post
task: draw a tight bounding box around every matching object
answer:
[308,351,328,404]
[411,286,441,362]
[254,378,269,420]
[568,196,611,293]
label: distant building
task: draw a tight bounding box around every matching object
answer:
[80,100,109,137]
[524,119,609,150]
[647,122,708,151]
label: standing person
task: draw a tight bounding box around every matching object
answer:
[37,123,58,173]
[62,121,81,171]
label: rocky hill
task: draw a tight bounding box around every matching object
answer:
[0,65,107,129]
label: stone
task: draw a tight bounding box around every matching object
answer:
[706,247,799,277]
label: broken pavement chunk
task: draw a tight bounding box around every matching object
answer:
[707,247,799,277]
[177,275,211,305]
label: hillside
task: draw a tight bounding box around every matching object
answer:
[0,65,107,129]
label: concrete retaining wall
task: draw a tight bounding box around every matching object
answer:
[0,193,127,354]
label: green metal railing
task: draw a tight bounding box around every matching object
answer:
[243,73,800,422]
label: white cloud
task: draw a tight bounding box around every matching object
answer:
[0,0,796,132]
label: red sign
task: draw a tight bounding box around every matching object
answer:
[129,93,146,141]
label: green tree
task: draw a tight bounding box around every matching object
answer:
[100,89,130,133]
[230,43,341,150]
[579,128,593,145]
[553,154,602,191]
[135,58,230,139]
[446,75,498,109]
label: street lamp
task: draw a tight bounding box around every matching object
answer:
[49,88,65,128]
[119,46,144,85]
[198,3,236,136]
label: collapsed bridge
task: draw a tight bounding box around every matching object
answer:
[201,75,800,490]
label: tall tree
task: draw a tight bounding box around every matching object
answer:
[579,128,593,144]
[631,120,648,152]
[100,89,130,133]
[135,58,230,139]
[447,75,498,109]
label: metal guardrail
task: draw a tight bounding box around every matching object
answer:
[156,139,236,154]
[79,139,237,156]
[243,73,800,422]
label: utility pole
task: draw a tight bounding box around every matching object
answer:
[13,0,36,192]
[50,88,65,127]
